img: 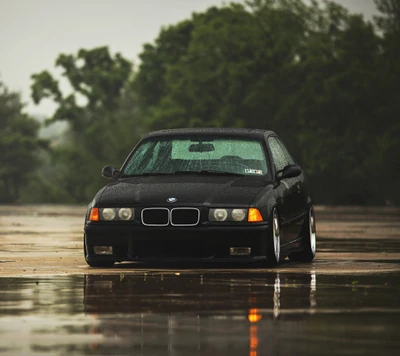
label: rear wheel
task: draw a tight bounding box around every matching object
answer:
[289,206,316,262]
[266,208,281,266]
[84,235,115,268]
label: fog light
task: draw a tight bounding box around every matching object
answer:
[93,246,113,255]
[230,247,251,256]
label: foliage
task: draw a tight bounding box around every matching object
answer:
[20,0,400,205]
[29,47,142,203]
[133,0,400,205]
[0,80,47,202]
[372,0,400,204]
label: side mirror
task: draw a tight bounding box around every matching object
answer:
[101,165,120,179]
[279,164,302,180]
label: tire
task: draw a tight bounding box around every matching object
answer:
[289,206,316,262]
[84,235,115,268]
[266,208,281,266]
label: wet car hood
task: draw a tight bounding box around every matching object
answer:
[96,175,269,207]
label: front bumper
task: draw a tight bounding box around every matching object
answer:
[84,222,269,262]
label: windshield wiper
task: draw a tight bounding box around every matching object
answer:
[173,170,245,177]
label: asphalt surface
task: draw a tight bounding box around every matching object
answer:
[0,205,399,355]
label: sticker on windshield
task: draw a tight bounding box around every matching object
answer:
[245,169,263,175]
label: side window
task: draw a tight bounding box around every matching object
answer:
[277,138,295,165]
[268,137,294,172]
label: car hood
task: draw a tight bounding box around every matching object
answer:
[96,175,269,207]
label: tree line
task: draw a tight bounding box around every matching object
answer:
[1,0,399,205]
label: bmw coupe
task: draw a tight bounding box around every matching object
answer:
[84,128,316,267]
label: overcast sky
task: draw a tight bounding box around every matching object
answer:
[0,0,378,117]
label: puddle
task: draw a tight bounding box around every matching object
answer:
[0,272,399,355]
[1,205,399,354]
[318,238,400,253]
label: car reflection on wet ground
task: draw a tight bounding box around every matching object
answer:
[0,272,399,355]
[0,205,399,355]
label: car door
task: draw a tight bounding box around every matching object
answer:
[275,137,308,220]
[267,137,301,243]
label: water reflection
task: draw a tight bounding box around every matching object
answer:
[83,272,318,355]
[245,273,316,356]
[1,272,399,355]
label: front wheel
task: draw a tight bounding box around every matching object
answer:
[289,206,316,262]
[266,208,281,266]
[84,235,115,268]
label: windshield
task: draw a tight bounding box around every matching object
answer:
[122,136,269,177]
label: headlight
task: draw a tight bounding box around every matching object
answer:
[231,209,247,221]
[118,208,133,220]
[89,207,135,221]
[102,208,116,221]
[209,208,248,222]
[214,209,228,221]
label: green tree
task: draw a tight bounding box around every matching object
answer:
[372,0,400,204]
[0,80,47,202]
[134,0,397,204]
[284,3,384,204]
[30,47,141,202]
[374,0,400,34]
[25,0,400,205]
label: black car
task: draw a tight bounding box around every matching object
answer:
[84,128,316,267]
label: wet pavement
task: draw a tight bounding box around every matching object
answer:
[0,205,399,355]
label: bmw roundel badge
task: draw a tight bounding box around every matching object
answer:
[167,197,177,203]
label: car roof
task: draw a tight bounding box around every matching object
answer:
[143,128,276,140]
